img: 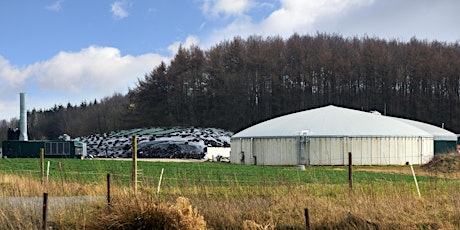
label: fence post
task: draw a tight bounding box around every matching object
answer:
[46,161,50,183]
[304,208,311,230]
[42,192,48,230]
[348,152,352,191]
[107,173,111,206]
[132,135,138,193]
[408,162,421,197]
[157,168,164,196]
[40,148,45,184]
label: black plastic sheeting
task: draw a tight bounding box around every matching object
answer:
[76,127,232,159]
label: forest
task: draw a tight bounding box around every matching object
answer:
[1,33,460,141]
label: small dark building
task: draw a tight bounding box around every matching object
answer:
[2,140,87,159]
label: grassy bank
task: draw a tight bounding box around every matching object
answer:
[1,157,460,229]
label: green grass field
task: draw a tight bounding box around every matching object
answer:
[0,158,449,187]
[1,157,460,229]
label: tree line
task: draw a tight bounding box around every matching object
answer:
[129,34,460,133]
[0,93,129,141]
[1,33,460,141]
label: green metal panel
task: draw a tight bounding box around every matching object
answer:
[2,140,86,158]
[434,140,457,154]
[2,141,44,158]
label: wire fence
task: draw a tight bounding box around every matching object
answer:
[2,158,460,230]
[1,158,458,191]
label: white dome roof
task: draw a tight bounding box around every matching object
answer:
[391,117,457,141]
[233,105,435,138]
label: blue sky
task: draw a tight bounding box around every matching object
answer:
[1,0,459,121]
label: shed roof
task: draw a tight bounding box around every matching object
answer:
[232,105,434,138]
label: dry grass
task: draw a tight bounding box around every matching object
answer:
[421,153,460,176]
[0,174,105,197]
[86,194,206,230]
[357,153,460,179]
[180,182,460,229]
[1,156,460,229]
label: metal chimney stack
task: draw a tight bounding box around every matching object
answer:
[19,92,28,141]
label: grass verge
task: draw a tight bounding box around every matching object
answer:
[0,155,459,229]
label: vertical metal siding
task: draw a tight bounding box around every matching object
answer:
[423,138,434,163]
[330,138,344,165]
[231,136,434,166]
[371,138,380,165]
[351,138,362,165]
[260,138,297,165]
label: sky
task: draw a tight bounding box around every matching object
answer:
[1,0,459,121]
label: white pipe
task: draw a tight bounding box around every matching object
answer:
[409,162,421,197]
[19,93,28,141]
[250,138,254,165]
[46,161,50,182]
[157,168,164,196]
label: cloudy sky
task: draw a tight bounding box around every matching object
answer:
[1,0,459,121]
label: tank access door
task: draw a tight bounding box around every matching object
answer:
[298,130,310,166]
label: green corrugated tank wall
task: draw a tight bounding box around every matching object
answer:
[434,140,457,154]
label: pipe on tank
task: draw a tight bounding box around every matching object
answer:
[19,92,28,141]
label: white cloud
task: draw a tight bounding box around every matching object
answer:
[0,98,19,121]
[111,1,129,20]
[45,0,63,11]
[203,0,374,46]
[29,46,167,95]
[202,0,253,18]
[0,47,171,120]
[259,0,374,36]
[167,35,200,56]
[202,0,457,44]
[325,0,460,42]
[0,56,30,89]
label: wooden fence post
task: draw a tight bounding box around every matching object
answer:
[304,208,311,230]
[40,148,44,184]
[42,192,48,230]
[348,152,352,191]
[107,173,111,206]
[132,135,138,193]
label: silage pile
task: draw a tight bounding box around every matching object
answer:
[76,127,232,159]
[421,153,460,173]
